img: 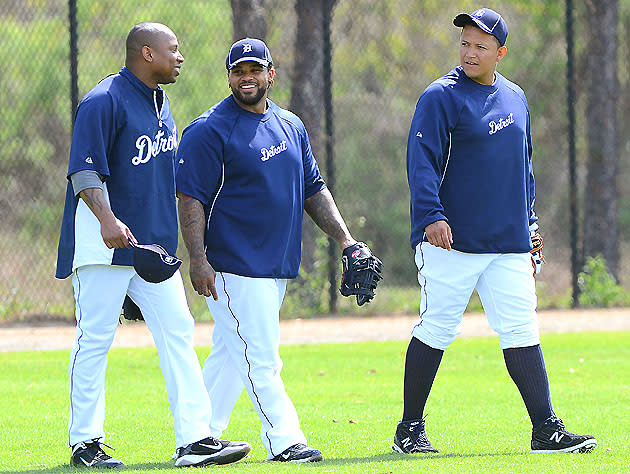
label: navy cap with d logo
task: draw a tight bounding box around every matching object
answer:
[226,38,273,70]
[130,241,182,283]
[453,8,508,46]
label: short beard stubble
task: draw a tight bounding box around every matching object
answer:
[231,81,269,106]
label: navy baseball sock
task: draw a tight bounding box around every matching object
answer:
[503,344,554,428]
[402,336,444,421]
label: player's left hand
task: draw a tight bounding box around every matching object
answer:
[339,242,383,305]
[530,225,546,277]
[425,220,453,250]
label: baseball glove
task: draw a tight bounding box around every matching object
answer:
[530,229,546,276]
[340,242,383,306]
[121,295,144,321]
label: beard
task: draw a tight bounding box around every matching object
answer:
[231,81,269,106]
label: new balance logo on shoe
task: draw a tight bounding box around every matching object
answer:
[531,416,597,453]
[392,418,439,454]
[550,431,565,443]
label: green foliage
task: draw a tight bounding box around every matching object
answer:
[282,236,331,318]
[282,235,418,319]
[578,255,630,307]
[535,283,573,310]
[0,332,628,472]
[75,1,234,125]
[3,1,630,320]
[336,285,419,316]
[0,10,72,237]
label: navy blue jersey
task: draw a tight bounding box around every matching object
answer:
[56,67,179,279]
[407,67,537,252]
[175,96,326,279]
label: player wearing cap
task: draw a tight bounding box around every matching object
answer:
[55,23,250,468]
[175,38,375,463]
[392,8,597,455]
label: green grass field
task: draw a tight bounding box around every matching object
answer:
[0,332,628,473]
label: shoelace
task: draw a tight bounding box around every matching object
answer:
[546,416,580,437]
[289,443,305,452]
[89,438,116,451]
[405,416,428,433]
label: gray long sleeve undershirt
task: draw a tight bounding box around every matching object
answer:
[70,170,104,196]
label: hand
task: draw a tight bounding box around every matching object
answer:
[425,220,453,250]
[189,257,218,300]
[100,215,135,249]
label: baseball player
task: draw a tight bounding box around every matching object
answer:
[393,8,597,455]
[55,23,250,468]
[175,38,380,463]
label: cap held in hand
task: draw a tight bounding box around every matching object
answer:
[129,241,182,283]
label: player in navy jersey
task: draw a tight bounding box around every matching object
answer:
[55,23,250,468]
[392,9,596,455]
[176,38,375,463]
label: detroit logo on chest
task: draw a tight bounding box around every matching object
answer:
[260,139,288,162]
[132,129,177,165]
[488,112,515,135]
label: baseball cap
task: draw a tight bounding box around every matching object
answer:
[453,8,508,46]
[130,241,182,283]
[226,38,273,70]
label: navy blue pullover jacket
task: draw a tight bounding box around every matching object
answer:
[407,66,537,253]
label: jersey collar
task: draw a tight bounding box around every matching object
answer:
[119,67,163,99]
[457,66,500,93]
[227,94,274,122]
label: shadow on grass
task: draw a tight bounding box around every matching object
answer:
[4,451,526,473]
[325,450,525,464]
[2,461,176,473]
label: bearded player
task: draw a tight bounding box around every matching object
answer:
[175,38,381,463]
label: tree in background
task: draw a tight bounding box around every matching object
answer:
[583,0,619,278]
[231,0,336,274]
[4,0,630,320]
[230,0,267,39]
[291,0,337,272]
[228,0,334,310]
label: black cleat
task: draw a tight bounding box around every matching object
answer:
[531,416,597,453]
[392,418,439,454]
[70,439,124,468]
[271,443,323,463]
[174,436,251,467]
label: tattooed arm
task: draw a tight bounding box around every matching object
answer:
[78,187,134,249]
[304,187,356,251]
[177,192,218,300]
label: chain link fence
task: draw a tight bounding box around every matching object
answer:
[1,0,629,321]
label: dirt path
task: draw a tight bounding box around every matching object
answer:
[1,308,628,352]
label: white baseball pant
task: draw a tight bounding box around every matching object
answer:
[68,264,212,448]
[202,272,307,459]
[412,242,540,350]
